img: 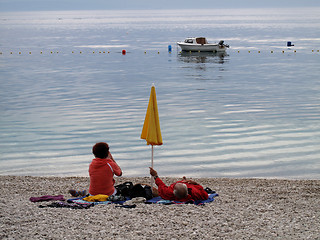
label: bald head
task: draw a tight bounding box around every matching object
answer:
[173,183,188,199]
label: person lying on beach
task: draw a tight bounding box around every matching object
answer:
[149,167,208,201]
[88,142,122,196]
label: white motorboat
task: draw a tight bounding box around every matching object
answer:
[177,37,229,52]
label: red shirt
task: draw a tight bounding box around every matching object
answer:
[89,158,122,196]
[155,177,208,201]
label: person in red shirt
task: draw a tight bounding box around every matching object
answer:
[149,167,208,201]
[88,142,122,196]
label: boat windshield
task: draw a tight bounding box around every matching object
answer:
[196,38,208,44]
[185,39,194,43]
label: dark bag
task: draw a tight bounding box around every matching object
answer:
[144,186,153,200]
[130,184,145,199]
[115,182,133,197]
[130,184,153,200]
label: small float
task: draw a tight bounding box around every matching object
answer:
[177,37,229,52]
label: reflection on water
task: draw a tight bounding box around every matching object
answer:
[177,51,228,79]
[178,51,227,65]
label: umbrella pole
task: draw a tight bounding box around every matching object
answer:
[151,145,154,188]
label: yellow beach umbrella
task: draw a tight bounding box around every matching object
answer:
[141,85,162,184]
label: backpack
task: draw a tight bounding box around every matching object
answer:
[130,184,153,200]
[115,182,133,197]
[115,182,153,200]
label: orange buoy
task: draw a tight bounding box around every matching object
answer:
[122,49,126,55]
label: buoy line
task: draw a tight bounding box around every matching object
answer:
[0,49,319,55]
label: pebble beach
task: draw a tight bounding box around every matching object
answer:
[0,175,319,239]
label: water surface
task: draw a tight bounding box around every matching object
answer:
[0,8,319,178]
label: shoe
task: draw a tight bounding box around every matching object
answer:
[108,195,126,202]
[69,189,87,197]
[69,189,79,197]
[204,187,216,194]
[79,190,87,197]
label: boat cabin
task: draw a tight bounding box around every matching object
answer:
[184,37,208,44]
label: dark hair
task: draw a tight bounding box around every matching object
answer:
[92,142,109,159]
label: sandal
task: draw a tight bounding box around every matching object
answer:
[69,189,87,197]
[69,189,79,197]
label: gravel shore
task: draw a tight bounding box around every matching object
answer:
[0,176,319,239]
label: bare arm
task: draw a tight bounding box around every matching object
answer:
[108,152,122,176]
[108,152,114,161]
[149,168,175,200]
[181,178,199,185]
[149,167,158,177]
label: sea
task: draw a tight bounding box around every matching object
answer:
[0,8,319,179]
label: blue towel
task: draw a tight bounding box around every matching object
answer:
[68,193,218,206]
[67,197,128,205]
[145,193,218,205]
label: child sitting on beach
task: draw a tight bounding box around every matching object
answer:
[88,142,122,196]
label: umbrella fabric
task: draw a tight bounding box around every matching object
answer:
[141,86,163,145]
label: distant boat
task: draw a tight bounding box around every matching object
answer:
[177,37,229,52]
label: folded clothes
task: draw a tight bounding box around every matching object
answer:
[83,194,109,202]
[29,195,65,202]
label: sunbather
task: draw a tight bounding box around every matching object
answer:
[88,142,122,196]
[149,167,208,201]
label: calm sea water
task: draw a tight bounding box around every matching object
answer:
[0,8,319,178]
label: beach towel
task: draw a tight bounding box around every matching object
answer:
[67,197,128,205]
[145,193,219,205]
[39,201,93,209]
[29,195,65,202]
[68,193,218,206]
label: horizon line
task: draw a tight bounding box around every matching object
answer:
[1,6,320,13]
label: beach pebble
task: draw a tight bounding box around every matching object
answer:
[0,176,319,239]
